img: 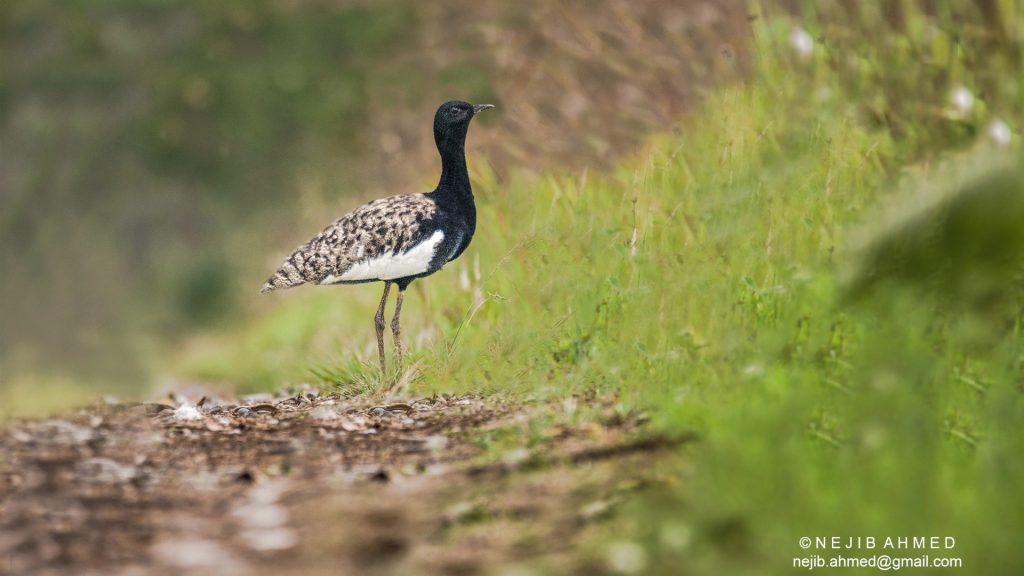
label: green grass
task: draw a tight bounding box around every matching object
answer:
[177,3,1024,573]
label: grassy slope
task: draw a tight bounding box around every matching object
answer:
[177,8,1024,574]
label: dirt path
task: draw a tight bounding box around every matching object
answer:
[0,391,689,575]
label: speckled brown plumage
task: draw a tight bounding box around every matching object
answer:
[260,194,438,293]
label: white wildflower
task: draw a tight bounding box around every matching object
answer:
[950,86,974,116]
[988,119,1012,147]
[790,27,813,61]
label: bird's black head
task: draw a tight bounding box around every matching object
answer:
[434,100,494,151]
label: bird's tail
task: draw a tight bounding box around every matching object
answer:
[260,256,306,294]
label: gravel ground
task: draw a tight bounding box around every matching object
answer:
[0,390,687,575]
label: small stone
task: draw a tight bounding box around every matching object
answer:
[563,397,578,416]
[340,415,368,431]
[233,502,288,529]
[502,448,531,468]
[240,527,298,552]
[424,435,448,451]
[153,538,242,571]
[77,457,138,484]
[39,420,95,446]
[205,421,227,432]
[172,404,203,421]
[309,406,339,421]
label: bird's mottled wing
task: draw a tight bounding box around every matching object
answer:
[260,194,438,293]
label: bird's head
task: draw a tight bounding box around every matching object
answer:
[434,100,494,149]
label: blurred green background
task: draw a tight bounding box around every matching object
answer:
[3,1,1024,573]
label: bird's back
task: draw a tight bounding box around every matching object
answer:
[262,100,490,296]
[260,193,442,293]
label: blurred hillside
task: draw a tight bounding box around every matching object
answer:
[0,0,749,389]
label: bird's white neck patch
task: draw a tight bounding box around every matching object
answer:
[321,230,444,284]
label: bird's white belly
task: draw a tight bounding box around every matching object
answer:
[321,230,444,283]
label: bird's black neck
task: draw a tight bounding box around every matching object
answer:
[433,139,474,207]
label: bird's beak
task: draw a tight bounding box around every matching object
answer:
[472,103,495,114]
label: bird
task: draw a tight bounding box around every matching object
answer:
[260,100,494,372]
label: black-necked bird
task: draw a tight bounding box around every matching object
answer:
[261,101,494,371]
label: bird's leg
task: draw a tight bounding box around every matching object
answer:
[391,286,406,371]
[375,282,392,373]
